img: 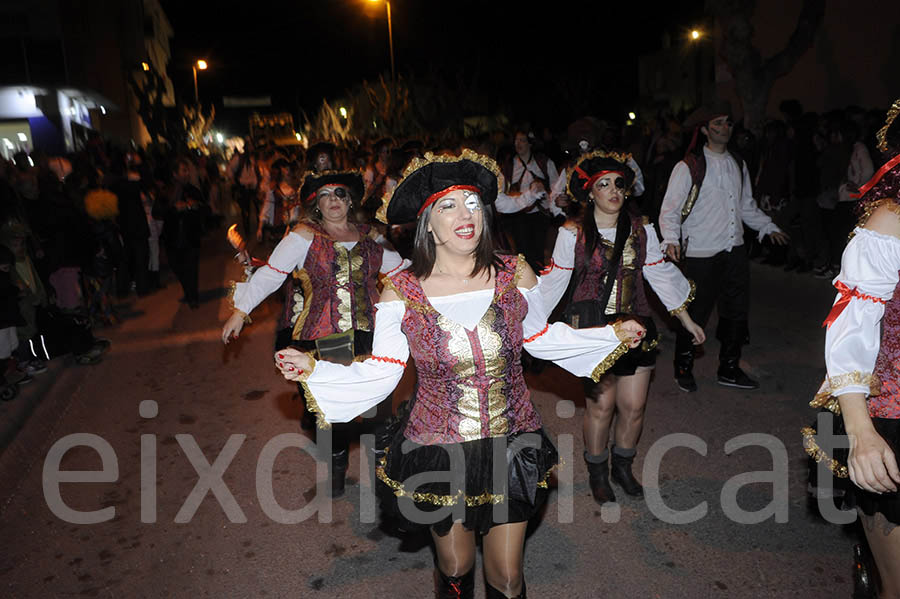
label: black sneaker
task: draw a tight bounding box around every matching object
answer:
[717,367,759,390]
[675,371,698,393]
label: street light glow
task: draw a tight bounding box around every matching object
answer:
[339,106,348,118]
[196,59,208,70]
[216,132,224,144]
[295,132,302,141]
[628,111,637,120]
[691,30,701,40]
[141,61,150,71]
[100,105,106,115]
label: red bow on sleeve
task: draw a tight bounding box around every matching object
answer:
[822,281,887,328]
[822,281,853,328]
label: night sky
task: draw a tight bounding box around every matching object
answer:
[161,0,706,134]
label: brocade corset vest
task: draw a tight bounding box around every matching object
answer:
[284,224,384,340]
[572,216,651,317]
[390,255,542,445]
[872,277,900,419]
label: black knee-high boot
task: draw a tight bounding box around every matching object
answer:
[584,450,616,504]
[610,446,643,497]
[485,579,526,598]
[435,568,475,599]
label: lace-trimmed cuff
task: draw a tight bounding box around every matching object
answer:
[296,354,328,429]
[590,342,629,382]
[228,281,252,324]
[668,280,696,316]
[809,371,881,414]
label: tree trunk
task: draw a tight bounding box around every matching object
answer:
[707,0,825,134]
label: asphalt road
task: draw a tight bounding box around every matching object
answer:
[0,231,858,598]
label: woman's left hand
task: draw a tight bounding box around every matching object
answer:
[274,348,313,381]
[614,319,647,348]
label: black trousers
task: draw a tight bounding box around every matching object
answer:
[167,245,200,304]
[675,245,750,362]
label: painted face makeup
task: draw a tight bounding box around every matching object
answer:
[590,174,626,217]
[428,189,484,248]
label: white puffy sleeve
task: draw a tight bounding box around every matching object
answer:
[373,234,411,276]
[231,232,310,315]
[300,301,409,425]
[640,224,694,314]
[538,226,576,311]
[814,227,900,412]
[519,279,628,381]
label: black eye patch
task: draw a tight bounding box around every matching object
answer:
[334,187,347,198]
[615,177,625,189]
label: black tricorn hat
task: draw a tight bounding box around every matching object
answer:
[378,149,503,224]
[299,169,364,204]
[566,150,636,204]
[306,141,336,161]
[683,99,733,129]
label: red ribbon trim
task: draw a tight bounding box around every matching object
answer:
[851,153,900,199]
[417,185,480,217]
[538,258,574,275]
[644,258,665,267]
[574,166,624,191]
[370,355,407,367]
[822,281,886,328]
[523,323,550,343]
[265,262,292,275]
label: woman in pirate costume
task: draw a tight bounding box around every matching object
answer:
[807,99,900,597]
[540,151,705,505]
[275,150,645,598]
[222,169,408,496]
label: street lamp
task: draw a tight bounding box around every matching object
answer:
[689,29,703,107]
[192,59,208,105]
[367,0,395,86]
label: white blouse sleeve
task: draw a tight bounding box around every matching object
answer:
[538,227,576,311]
[519,280,628,381]
[301,301,409,424]
[815,227,900,412]
[376,240,410,277]
[232,232,311,315]
[640,224,694,314]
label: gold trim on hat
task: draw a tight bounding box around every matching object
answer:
[876,98,900,153]
[376,148,504,224]
[566,150,636,200]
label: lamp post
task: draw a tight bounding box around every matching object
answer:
[368,0,394,86]
[192,59,208,105]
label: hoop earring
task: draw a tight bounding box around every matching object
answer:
[314,207,322,218]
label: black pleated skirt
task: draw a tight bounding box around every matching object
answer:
[376,427,559,536]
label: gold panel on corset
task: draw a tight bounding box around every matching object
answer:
[334,244,353,331]
[440,314,476,378]
[603,235,636,315]
[487,379,509,436]
[476,309,506,377]
[456,384,482,442]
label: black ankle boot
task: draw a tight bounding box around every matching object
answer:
[485,579,526,598]
[585,454,616,504]
[329,448,348,497]
[610,449,644,497]
[435,568,474,599]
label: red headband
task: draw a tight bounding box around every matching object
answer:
[575,167,624,190]
[417,185,480,217]
[851,153,900,199]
